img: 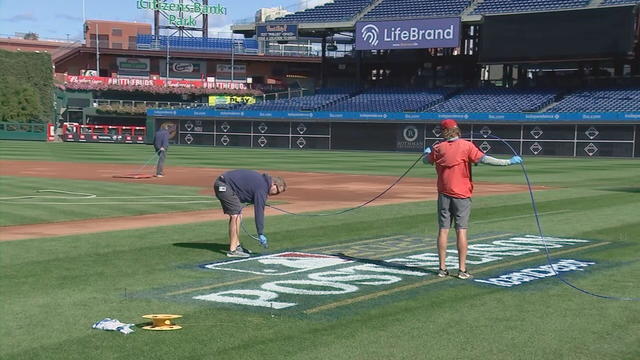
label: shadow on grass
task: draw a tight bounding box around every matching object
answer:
[600,187,640,193]
[173,242,228,255]
[333,253,435,275]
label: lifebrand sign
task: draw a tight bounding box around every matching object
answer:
[356,17,461,50]
[159,234,604,313]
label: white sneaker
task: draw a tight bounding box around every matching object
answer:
[227,248,250,258]
[437,268,449,277]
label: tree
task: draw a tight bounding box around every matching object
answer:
[23,32,39,40]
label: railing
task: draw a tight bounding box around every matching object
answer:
[260,89,312,101]
[94,99,202,108]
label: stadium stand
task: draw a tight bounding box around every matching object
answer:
[601,0,640,4]
[362,0,472,20]
[471,0,590,15]
[266,0,373,23]
[427,87,558,112]
[546,87,640,112]
[321,88,454,112]
[239,88,353,111]
[136,35,258,53]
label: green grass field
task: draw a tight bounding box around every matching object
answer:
[1,140,639,359]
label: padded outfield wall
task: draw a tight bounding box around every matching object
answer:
[147,110,640,158]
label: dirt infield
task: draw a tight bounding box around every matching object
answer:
[0,160,538,241]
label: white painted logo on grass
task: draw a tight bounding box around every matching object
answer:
[194,235,594,311]
[474,259,596,287]
[202,252,351,275]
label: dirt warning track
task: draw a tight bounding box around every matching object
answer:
[0,160,539,241]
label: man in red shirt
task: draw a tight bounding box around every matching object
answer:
[425,119,522,279]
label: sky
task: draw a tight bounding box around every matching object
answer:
[0,0,331,41]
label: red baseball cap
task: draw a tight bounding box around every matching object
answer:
[440,119,458,129]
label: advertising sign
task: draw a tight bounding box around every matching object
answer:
[160,60,207,79]
[208,96,256,106]
[117,58,150,77]
[396,124,424,151]
[355,17,461,50]
[256,24,298,41]
[65,75,248,90]
[216,64,247,74]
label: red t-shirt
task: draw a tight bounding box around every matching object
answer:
[428,139,485,198]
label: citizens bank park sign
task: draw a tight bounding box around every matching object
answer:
[356,17,461,50]
[136,0,227,27]
[154,234,604,313]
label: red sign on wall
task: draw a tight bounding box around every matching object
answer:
[64,75,247,90]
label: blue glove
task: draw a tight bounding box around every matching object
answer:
[423,147,432,155]
[258,234,268,248]
[509,156,523,165]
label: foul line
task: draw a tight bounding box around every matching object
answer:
[304,241,610,314]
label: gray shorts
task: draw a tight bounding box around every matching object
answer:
[214,178,243,215]
[437,194,472,230]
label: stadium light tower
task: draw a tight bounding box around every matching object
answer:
[166,41,170,86]
[96,23,100,76]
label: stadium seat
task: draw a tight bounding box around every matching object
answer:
[363,0,471,20]
[267,0,373,23]
[428,87,558,112]
[136,35,258,54]
[238,88,355,111]
[472,0,590,15]
[546,87,640,112]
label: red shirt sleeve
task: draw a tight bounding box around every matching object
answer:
[467,142,485,163]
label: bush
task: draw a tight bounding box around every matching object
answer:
[0,79,43,122]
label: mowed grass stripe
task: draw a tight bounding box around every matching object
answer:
[304,241,610,314]
[0,176,214,226]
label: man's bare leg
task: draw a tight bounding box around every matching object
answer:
[229,214,241,251]
[456,228,468,271]
[437,228,450,270]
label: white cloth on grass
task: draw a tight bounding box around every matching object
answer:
[92,318,135,335]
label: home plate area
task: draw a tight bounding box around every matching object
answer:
[161,233,605,314]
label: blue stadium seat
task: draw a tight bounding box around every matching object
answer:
[363,0,471,20]
[472,0,590,15]
[239,88,355,111]
[601,0,638,4]
[322,88,454,112]
[428,87,558,112]
[135,35,259,54]
[546,87,640,112]
[267,0,373,23]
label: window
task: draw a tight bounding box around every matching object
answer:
[112,28,122,36]
[128,36,137,49]
[112,43,123,49]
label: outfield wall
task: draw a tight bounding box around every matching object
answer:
[148,115,639,158]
